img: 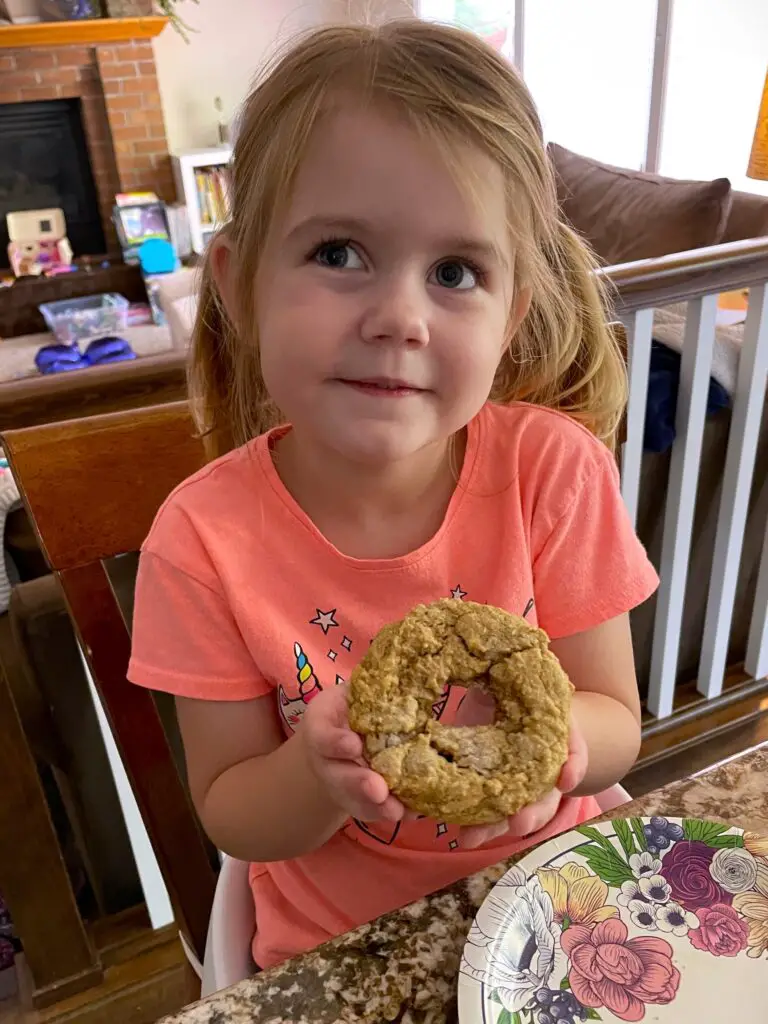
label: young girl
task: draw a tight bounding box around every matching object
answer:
[129,19,658,970]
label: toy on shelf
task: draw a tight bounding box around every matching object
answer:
[6,208,74,278]
[39,293,129,346]
[112,192,173,266]
[138,237,179,326]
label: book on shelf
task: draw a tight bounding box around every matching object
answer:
[193,165,231,229]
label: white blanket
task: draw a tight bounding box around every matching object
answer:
[651,302,743,397]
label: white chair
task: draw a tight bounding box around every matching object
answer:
[180,855,254,998]
[595,783,632,813]
[201,856,255,997]
[188,784,633,997]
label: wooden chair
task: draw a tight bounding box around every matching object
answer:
[1,402,217,970]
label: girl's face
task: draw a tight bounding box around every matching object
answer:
[252,102,527,465]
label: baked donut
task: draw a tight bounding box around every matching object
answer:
[347,599,573,826]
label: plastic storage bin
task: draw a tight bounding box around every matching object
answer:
[39,293,129,346]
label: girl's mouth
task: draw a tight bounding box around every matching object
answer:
[337,377,425,397]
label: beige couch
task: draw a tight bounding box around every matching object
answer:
[549,142,768,265]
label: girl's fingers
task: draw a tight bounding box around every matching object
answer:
[460,821,509,850]
[314,682,354,729]
[305,684,365,761]
[558,723,589,793]
[312,724,363,762]
[322,759,404,821]
[376,794,409,822]
[460,787,564,849]
[558,754,583,795]
[359,769,390,806]
[506,788,562,837]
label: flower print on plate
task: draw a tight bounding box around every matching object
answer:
[458,817,768,1023]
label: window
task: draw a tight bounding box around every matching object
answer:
[660,0,768,195]
[418,0,656,168]
[524,0,658,169]
[418,0,514,58]
[418,0,768,193]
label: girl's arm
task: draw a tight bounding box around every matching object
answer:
[175,687,403,862]
[550,612,642,796]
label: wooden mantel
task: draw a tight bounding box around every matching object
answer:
[0,15,168,48]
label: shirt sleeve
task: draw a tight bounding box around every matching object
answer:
[128,549,272,701]
[532,445,658,640]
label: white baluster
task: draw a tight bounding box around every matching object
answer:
[620,308,654,528]
[647,294,718,719]
[699,285,768,698]
[746,479,768,678]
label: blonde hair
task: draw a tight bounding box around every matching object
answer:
[190,19,626,460]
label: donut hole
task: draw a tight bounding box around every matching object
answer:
[452,683,497,727]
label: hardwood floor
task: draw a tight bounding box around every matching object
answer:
[0,915,199,1024]
[626,704,768,795]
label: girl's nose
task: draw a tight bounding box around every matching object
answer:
[359,274,430,347]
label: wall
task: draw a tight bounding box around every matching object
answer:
[153,0,414,154]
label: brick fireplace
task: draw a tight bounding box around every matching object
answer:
[0,31,175,255]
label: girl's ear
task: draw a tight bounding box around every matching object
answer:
[210,233,239,325]
[504,286,532,352]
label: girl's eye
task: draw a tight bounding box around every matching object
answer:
[313,241,364,270]
[431,260,479,290]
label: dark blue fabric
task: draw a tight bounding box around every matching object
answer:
[644,341,730,454]
[35,336,137,374]
[84,336,136,366]
[35,343,87,375]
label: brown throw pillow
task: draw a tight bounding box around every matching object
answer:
[721,190,768,243]
[548,142,732,266]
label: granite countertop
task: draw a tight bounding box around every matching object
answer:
[160,742,768,1024]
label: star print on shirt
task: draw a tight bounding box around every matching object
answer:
[450,585,467,600]
[309,609,339,634]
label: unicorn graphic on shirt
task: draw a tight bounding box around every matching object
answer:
[278,642,323,732]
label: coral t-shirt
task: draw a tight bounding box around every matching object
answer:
[128,402,658,968]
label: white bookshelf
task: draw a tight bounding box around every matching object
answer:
[171,146,233,255]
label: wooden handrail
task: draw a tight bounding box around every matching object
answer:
[599,237,768,314]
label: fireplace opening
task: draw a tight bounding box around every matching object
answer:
[0,98,106,270]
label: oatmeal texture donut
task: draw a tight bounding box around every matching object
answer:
[347,599,573,826]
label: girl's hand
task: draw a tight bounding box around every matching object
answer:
[302,684,406,823]
[454,689,589,850]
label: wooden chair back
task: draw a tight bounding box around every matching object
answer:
[1,402,216,961]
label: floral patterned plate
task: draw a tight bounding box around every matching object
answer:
[459,817,768,1023]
